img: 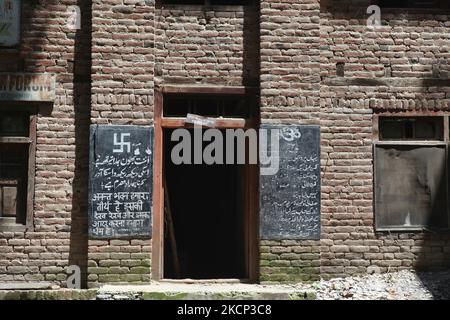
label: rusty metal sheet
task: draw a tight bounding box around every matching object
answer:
[0,0,20,47]
[375,145,448,230]
[0,73,56,102]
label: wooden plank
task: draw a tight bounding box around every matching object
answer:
[446,136,450,230]
[246,87,260,265]
[163,175,181,278]
[0,221,26,232]
[0,137,31,144]
[244,158,259,282]
[248,162,259,283]
[26,115,37,230]
[0,179,19,185]
[161,117,248,129]
[372,114,379,142]
[2,186,17,217]
[444,116,449,143]
[152,88,164,280]
[244,161,250,279]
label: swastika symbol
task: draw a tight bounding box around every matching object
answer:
[113,133,131,153]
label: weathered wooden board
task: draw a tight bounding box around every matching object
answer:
[375,145,448,230]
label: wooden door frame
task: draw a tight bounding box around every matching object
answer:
[152,85,260,282]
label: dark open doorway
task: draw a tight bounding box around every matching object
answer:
[152,86,260,282]
[163,128,247,279]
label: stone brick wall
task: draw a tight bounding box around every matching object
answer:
[155,3,260,87]
[259,0,321,283]
[91,0,154,125]
[2,0,450,287]
[88,0,155,286]
[0,0,92,285]
[260,240,320,282]
[320,0,450,279]
[88,240,151,285]
[260,0,320,125]
[321,0,450,79]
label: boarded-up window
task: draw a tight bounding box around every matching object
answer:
[375,116,450,231]
[0,113,29,136]
[0,180,18,217]
[375,146,447,229]
[0,111,34,229]
[379,117,443,141]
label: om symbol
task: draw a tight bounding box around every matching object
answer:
[280,127,301,142]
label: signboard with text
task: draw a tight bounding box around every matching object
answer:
[0,73,56,101]
[260,125,321,240]
[88,125,154,239]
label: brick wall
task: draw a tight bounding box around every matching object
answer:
[320,0,450,279]
[0,0,91,285]
[155,3,260,87]
[259,0,321,283]
[88,0,155,287]
[260,0,320,125]
[2,0,450,287]
[90,0,154,125]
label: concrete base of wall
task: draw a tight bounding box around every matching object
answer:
[0,289,98,300]
[97,283,316,300]
[0,284,316,300]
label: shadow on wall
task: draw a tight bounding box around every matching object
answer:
[242,1,260,89]
[415,140,450,299]
[155,0,261,87]
[321,0,450,299]
[68,0,92,289]
[372,66,450,300]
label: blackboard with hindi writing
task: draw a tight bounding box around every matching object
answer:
[88,125,153,239]
[260,125,321,240]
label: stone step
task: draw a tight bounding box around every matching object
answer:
[0,284,316,300]
[97,283,316,300]
[0,289,98,300]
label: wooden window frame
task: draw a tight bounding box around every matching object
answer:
[152,85,259,282]
[377,116,445,142]
[373,112,450,232]
[0,108,36,232]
